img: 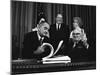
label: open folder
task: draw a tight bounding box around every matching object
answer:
[42,40,71,64]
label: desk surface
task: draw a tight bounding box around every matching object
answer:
[12,59,96,74]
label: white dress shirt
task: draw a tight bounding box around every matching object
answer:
[56,23,61,30]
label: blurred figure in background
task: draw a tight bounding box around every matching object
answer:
[49,14,70,56]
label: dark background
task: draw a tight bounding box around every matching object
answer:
[11,1,96,60]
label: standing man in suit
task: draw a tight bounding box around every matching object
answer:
[49,14,69,55]
[22,20,50,59]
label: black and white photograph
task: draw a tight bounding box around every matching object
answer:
[11,0,96,74]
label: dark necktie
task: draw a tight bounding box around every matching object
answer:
[40,38,43,45]
[58,24,61,30]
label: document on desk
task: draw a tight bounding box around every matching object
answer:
[42,56,71,64]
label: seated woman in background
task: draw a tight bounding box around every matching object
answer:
[68,17,89,62]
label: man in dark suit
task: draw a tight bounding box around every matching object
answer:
[22,20,50,59]
[49,14,69,55]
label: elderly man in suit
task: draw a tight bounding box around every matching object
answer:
[22,20,50,59]
[49,14,70,55]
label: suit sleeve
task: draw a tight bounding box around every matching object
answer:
[22,33,38,59]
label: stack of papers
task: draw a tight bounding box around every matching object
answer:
[42,56,71,64]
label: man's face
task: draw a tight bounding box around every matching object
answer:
[38,23,50,37]
[56,14,63,24]
[73,29,82,41]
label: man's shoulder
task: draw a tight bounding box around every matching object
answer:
[63,24,69,29]
[50,24,56,29]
